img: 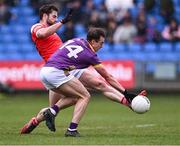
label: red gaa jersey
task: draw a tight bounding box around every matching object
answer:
[31,23,63,62]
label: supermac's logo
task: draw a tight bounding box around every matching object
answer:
[0,64,42,82]
[0,60,134,89]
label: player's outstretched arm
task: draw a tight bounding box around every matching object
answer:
[36,22,63,38]
[36,8,74,38]
[94,64,125,93]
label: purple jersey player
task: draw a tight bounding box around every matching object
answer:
[40,27,131,136]
[21,27,147,137]
[45,38,101,70]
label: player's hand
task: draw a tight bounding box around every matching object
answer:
[60,8,74,24]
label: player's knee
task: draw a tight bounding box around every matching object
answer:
[94,80,107,91]
[81,91,91,101]
[85,92,91,100]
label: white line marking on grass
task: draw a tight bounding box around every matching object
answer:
[80,126,112,130]
[135,124,156,128]
[80,124,156,130]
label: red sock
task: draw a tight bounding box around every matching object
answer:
[120,97,129,106]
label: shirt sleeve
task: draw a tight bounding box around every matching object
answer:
[31,24,44,35]
[88,54,102,67]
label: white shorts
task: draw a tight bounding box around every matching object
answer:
[40,67,85,90]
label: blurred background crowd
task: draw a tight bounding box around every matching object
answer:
[0,0,180,60]
[1,0,180,43]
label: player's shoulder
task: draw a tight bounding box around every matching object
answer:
[72,38,86,45]
[30,23,45,33]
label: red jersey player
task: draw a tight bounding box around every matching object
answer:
[20,4,147,137]
[31,18,63,62]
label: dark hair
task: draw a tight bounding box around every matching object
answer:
[87,27,106,42]
[39,5,59,20]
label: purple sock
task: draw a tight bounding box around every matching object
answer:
[51,105,59,114]
[69,122,78,130]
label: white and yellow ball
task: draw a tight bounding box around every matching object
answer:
[131,95,150,114]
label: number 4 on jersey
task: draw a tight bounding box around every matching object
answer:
[66,45,84,58]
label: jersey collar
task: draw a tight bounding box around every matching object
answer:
[87,41,95,52]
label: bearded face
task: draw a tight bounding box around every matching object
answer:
[46,10,58,26]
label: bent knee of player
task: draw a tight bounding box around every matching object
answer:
[79,91,91,101]
[93,79,107,91]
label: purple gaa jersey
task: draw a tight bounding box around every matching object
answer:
[45,38,101,70]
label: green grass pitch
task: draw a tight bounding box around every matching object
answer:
[0,92,180,145]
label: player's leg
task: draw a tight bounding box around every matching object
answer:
[79,69,147,107]
[20,117,39,134]
[75,69,147,106]
[69,69,127,104]
[43,77,90,137]
[36,91,77,122]
[49,90,60,106]
[49,90,78,108]
[21,69,85,134]
[30,91,64,125]
[20,90,77,134]
[79,69,128,103]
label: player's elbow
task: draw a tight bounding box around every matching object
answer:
[36,33,46,38]
[36,31,48,38]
